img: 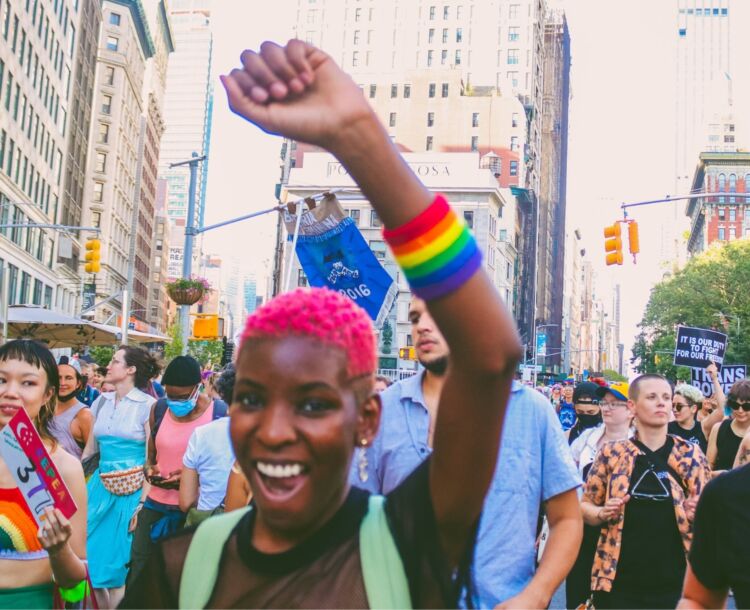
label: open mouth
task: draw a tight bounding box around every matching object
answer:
[253,460,310,502]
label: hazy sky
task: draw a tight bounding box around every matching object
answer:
[200,0,750,370]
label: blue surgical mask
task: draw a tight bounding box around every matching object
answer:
[166,386,200,417]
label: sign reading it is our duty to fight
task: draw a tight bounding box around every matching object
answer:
[0,408,77,526]
[673,326,728,369]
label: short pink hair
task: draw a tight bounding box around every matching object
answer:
[240,287,376,378]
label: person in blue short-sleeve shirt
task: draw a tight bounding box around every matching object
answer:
[351,298,582,609]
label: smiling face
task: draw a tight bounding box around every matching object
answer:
[629,378,673,429]
[0,359,54,429]
[409,298,449,373]
[57,364,81,401]
[230,336,380,540]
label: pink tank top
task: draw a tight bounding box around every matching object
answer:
[148,402,214,505]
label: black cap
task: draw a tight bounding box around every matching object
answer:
[573,381,600,404]
[161,356,201,387]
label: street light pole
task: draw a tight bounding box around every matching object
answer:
[171,153,207,355]
[532,323,558,387]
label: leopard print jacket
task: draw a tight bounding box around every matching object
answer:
[581,434,710,592]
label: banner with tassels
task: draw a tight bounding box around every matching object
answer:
[284,194,397,328]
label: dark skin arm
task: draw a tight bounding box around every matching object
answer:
[677,564,728,609]
[221,40,523,564]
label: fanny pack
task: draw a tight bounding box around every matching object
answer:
[99,465,145,496]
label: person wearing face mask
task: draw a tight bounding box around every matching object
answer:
[126,356,228,589]
[49,357,94,460]
[566,382,603,444]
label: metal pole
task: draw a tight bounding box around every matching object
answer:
[532,324,538,387]
[283,203,304,293]
[120,289,129,346]
[1,260,9,344]
[180,153,201,355]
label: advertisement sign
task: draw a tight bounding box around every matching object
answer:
[690,365,747,397]
[536,332,547,357]
[82,283,96,311]
[0,408,77,525]
[673,326,728,369]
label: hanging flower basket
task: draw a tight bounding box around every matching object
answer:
[166,278,210,305]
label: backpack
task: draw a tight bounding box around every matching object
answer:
[178,495,412,609]
[151,398,228,439]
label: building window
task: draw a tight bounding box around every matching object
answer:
[389,112,396,127]
[98,122,109,143]
[93,181,103,201]
[510,160,518,176]
[353,30,360,44]
[390,83,397,98]
[427,50,433,66]
[463,210,474,229]
[512,112,519,127]
[369,239,386,259]
[456,28,463,42]
[19,271,30,303]
[355,7,361,21]
[508,71,519,87]
[441,83,449,97]
[370,210,382,228]
[105,36,118,51]
[32,278,42,305]
[347,209,360,225]
[109,12,120,25]
[44,285,52,308]
[443,5,449,19]
[427,112,435,127]
[730,227,736,239]
[428,83,436,97]
[508,26,520,41]
[455,49,461,64]
[507,49,519,64]
[510,136,519,151]
[509,4,519,18]
[369,84,376,98]
[718,227,725,240]
[7,265,17,305]
[718,208,726,220]
[472,112,479,127]
[428,28,434,43]
[92,211,101,228]
[104,66,114,85]
[441,49,447,65]
[730,208,736,222]
[471,136,479,151]
[352,51,359,66]
[442,28,448,43]
[297,269,308,287]
[429,6,435,20]
[101,94,112,114]
[403,84,411,98]
[95,152,106,172]
[426,136,433,151]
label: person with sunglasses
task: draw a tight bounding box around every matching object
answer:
[669,384,708,454]
[706,378,750,475]
[580,374,710,609]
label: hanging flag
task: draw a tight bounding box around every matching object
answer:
[285,195,397,327]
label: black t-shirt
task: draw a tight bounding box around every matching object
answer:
[714,419,743,471]
[613,438,686,595]
[668,421,708,454]
[689,463,750,607]
[120,459,467,609]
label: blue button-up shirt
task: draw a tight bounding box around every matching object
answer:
[350,372,581,608]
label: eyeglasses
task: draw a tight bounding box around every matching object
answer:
[728,400,750,412]
[600,401,627,409]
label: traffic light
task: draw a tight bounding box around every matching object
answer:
[193,314,219,339]
[84,238,101,273]
[603,223,623,266]
[398,347,416,360]
[221,337,235,366]
[628,221,640,259]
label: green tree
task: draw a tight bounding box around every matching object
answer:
[632,240,750,377]
[164,323,184,362]
[187,339,223,368]
[88,346,114,367]
[602,369,628,383]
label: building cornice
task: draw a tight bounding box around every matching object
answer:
[107,0,155,58]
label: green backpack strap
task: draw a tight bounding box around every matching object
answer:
[179,506,252,609]
[360,495,412,609]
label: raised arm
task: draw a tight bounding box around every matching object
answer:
[221,40,522,562]
[701,363,725,438]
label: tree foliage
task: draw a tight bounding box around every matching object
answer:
[188,339,223,368]
[88,346,114,367]
[164,323,184,362]
[602,369,628,383]
[632,240,750,377]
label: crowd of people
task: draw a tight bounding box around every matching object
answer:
[1,39,749,610]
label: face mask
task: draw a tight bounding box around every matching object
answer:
[58,390,79,402]
[577,412,602,429]
[166,386,200,417]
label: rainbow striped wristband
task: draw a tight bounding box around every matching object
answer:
[383,195,482,300]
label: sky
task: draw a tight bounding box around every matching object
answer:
[199,0,750,372]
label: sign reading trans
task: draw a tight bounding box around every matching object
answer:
[286,195,397,328]
[673,326,728,369]
[691,365,747,398]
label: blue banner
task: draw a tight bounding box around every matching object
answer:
[294,217,397,327]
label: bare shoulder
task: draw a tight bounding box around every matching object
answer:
[74,408,93,423]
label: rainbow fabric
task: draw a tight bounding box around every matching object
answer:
[0,487,44,558]
[383,195,482,300]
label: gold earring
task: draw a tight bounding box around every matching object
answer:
[357,438,369,483]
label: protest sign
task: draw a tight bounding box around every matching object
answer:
[0,408,77,526]
[690,364,747,398]
[673,326,728,369]
[287,195,397,328]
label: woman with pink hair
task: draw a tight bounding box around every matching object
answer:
[122,40,522,609]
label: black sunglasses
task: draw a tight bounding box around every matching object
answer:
[672,403,689,412]
[728,400,750,412]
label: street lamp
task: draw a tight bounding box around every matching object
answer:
[533,323,559,387]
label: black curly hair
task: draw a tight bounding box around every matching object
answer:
[213,363,236,404]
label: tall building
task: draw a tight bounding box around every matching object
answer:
[561,228,583,375]
[243,275,257,317]
[159,0,213,279]
[0,0,83,314]
[292,0,569,358]
[671,0,732,264]
[149,177,170,331]
[80,0,154,324]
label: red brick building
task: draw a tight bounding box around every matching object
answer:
[686,152,750,255]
